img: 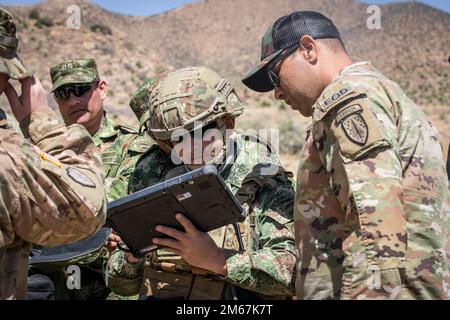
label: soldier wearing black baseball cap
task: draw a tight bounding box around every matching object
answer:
[242,11,342,93]
[243,11,450,301]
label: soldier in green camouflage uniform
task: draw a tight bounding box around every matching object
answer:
[243,11,450,299]
[50,59,153,202]
[0,7,106,299]
[104,66,296,300]
[28,59,154,300]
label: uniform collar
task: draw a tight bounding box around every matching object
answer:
[312,61,374,117]
[92,112,119,145]
[334,61,374,80]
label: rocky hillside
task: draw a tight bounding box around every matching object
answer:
[1,0,449,171]
[3,0,449,109]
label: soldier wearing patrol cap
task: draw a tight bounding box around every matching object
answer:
[0,7,106,300]
[104,66,297,300]
[50,59,154,202]
[242,11,450,300]
[32,59,154,300]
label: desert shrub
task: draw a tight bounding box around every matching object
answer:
[35,17,53,28]
[94,43,115,56]
[90,24,112,35]
[29,9,39,20]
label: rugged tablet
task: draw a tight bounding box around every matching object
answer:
[107,165,245,256]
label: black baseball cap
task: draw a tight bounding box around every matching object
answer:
[242,11,341,92]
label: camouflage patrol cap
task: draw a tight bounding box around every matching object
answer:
[50,58,100,92]
[129,77,157,121]
[144,66,244,141]
[0,7,33,80]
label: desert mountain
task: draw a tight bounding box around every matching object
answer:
[2,0,449,112]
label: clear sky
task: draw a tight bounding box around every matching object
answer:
[0,0,448,16]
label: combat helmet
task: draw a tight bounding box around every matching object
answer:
[140,66,244,167]
[129,77,157,121]
[0,7,33,80]
[141,66,244,139]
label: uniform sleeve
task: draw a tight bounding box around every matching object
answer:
[106,134,153,201]
[104,248,145,296]
[128,146,173,194]
[316,91,407,299]
[294,130,345,300]
[223,176,296,297]
[1,107,106,247]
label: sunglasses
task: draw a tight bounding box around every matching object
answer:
[54,82,98,100]
[268,44,300,88]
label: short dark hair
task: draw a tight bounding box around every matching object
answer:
[317,38,347,54]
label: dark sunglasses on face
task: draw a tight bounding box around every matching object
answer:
[268,44,300,88]
[54,82,98,100]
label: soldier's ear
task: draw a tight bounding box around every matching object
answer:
[299,36,317,64]
[97,79,108,100]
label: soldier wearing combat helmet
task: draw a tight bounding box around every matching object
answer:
[0,7,106,300]
[105,66,297,300]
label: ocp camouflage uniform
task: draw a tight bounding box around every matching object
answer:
[0,105,107,300]
[104,67,296,300]
[0,7,106,300]
[295,61,450,300]
[0,109,20,132]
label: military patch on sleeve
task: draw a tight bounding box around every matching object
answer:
[321,87,353,111]
[314,84,368,122]
[67,168,96,188]
[331,101,391,160]
[335,104,368,145]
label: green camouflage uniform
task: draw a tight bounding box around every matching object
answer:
[295,61,450,300]
[34,59,153,300]
[106,134,296,299]
[0,7,106,300]
[92,113,153,202]
[104,67,296,299]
